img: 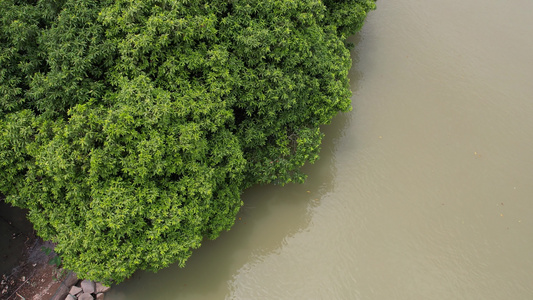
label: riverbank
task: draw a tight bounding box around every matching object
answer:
[1,201,112,300]
[1,200,65,299]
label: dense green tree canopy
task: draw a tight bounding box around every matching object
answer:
[0,0,374,283]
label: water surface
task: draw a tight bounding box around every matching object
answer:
[107,0,533,299]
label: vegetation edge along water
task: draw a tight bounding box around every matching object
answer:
[0,0,375,284]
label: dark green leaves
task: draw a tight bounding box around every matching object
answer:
[0,0,374,284]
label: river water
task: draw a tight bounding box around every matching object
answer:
[106,0,533,299]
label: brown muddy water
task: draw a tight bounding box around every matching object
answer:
[107,0,533,299]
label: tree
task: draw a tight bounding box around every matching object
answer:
[0,0,375,284]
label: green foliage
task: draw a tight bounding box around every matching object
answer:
[42,246,62,267]
[0,0,375,284]
[41,246,53,256]
[49,255,62,267]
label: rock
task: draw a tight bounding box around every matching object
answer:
[69,285,83,296]
[80,279,95,294]
[64,294,76,300]
[63,272,79,288]
[50,272,78,300]
[78,293,94,300]
[96,292,105,300]
[51,285,70,300]
[95,282,111,293]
